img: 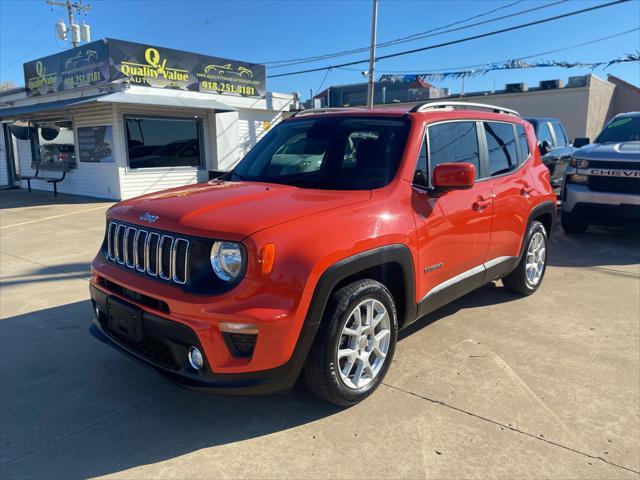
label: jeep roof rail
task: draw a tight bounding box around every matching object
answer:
[290,107,369,117]
[410,101,520,116]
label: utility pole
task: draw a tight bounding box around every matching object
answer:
[366,0,378,109]
[47,0,91,48]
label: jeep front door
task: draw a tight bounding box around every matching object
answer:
[411,121,492,306]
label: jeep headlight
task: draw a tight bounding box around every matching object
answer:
[210,241,243,282]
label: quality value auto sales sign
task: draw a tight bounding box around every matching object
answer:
[23,38,266,98]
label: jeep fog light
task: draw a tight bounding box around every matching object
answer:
[210,241,243,281]
[188,346,204,370]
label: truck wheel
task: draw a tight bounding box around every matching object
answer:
[561,213,588,234]
[303,279,397,406]
[502,221,548,296]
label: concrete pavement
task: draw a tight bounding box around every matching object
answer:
[1,189,638,479]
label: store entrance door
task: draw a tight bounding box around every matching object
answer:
[1,123,18,187]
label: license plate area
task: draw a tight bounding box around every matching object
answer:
[107,296,143,343]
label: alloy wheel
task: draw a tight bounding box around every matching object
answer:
[336,298,391,390]
[526,231,546,286]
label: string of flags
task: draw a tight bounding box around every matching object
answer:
[378,53,640,83]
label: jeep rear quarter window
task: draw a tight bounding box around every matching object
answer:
[484,122,518,176]
[227,117,410,190]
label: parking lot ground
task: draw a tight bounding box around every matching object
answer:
[1,188,639,479]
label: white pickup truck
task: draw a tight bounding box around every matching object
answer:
[561,112,640,233]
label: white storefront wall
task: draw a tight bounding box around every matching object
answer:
[1,85,294,199]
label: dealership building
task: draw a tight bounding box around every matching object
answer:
[0,38,296,199]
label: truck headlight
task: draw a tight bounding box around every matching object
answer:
[567,174,588,185]
[210,241,243,281]
[569,158,589,169]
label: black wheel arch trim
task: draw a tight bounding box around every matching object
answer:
[517,201,556,261]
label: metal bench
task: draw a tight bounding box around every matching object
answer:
[21,161,69,197]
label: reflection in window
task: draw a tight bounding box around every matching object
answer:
[516,125,529,164]
[485,122,517,176]
[33,120,76,167]
[125,117,202,169]
[428,122,480,173]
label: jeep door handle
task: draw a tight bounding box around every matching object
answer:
[520,186,535,196]
[472,197,491,211]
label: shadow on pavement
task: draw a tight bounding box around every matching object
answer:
[0,262,91,287]
[548,223,640,269]
[0,300,340,479]
[1,284,515,478]
[0,189,110,210]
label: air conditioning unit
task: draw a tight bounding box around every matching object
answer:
[505,83,528,93]
[539,79,563,90]
[567,75,588,88]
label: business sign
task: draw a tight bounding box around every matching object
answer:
[23,38,266,98]
[24,40,110,96]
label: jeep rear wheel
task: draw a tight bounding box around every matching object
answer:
[502,221,548,296]
[303,279,397,406]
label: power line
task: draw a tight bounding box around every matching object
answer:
[340,27,640,75]
[0,37,52,74]
[266,0,567,69]
[267,0,631,79]
[134,1,285,38]
[0,17,51,50]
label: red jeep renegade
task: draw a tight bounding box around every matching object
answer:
[90,102,556,406]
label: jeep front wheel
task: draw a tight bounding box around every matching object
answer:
[303,279,397,406]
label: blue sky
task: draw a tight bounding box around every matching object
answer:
[1,0,639,100]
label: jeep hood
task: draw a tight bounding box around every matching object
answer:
[574,141,640,162]
[107,180,371,240]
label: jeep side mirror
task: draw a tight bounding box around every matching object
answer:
[539,140,552,156]
[573,137,590,148]
[432,163,475,191]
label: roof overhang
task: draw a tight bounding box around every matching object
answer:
[0,91,236,120]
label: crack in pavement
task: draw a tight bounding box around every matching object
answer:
[383,382,640,475]
[0,387,175,468]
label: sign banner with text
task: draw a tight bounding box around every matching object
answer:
[23,40,110,96]
[23,38,266,98]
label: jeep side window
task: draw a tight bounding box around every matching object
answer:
[427,122,480,182]
[484,122,517,176]
[516,125,530,164]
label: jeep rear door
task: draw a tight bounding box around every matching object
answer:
[479,121,536,277]
[411,121,493,303]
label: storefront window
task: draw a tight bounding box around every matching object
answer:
[78,126,114,163]
[33,120,76,167]
[125,116,202,169]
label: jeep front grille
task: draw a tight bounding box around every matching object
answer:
[107,221,189,285]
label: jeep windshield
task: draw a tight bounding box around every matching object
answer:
[224,116,410,189]
[595,115,640,143]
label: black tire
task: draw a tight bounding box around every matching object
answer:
[303,279,398,406]
[561,212,588,234]
[502,221,548,296]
